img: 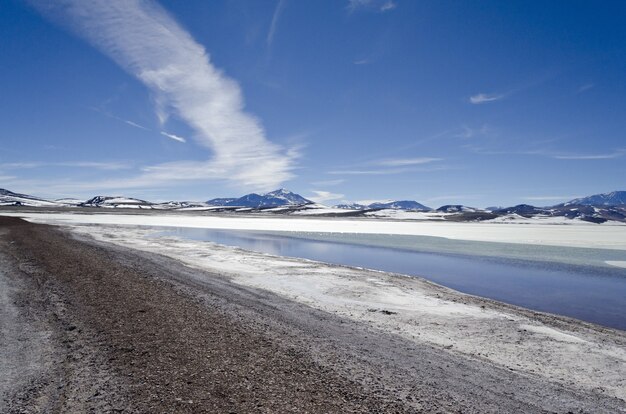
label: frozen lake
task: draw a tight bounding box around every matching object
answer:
[158,227,626,330]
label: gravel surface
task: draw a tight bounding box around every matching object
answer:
[1,216,624,413]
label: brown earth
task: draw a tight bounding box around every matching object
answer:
[1,216,624,413]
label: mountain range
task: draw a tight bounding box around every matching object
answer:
[1,188,626,223]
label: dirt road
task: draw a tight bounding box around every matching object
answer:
[1,217,624,413]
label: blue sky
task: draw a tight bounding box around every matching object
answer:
[1,0,625,207]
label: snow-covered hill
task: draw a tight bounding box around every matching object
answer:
[81,196,154,209]
[0,188,59,207]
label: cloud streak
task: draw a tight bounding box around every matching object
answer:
[469,93,505,104]
[33,0,297,191]
[267,0,286,47]
[0,161,132,170]
[373,157,442,167]
[348,0,396,12]
[552,151,623,160]
[160,131,186,143]
[308,190,344,203]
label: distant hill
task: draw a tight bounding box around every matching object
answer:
[368,200,431,211]
[562,191,626,206]
[335,200,431,211]
[206,197,237,206]
[494,204,544,217]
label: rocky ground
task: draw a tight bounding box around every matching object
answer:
[1,216,624,413]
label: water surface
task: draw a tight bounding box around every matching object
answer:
[157,228,626,330]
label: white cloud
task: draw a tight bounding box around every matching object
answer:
[310,179,345,186]
[124,120,149,130]
[0,161,131,170]
[267,0,286,47]
[373,157,441,167]
[425,194,479,203]
[522,196,578,201]
[553,152,623,160]
[469,93,504,104]
[348,0,396,12]
[577,83,594,93]
[308,190,344,203]
[160,131,186,143]
[33,0,297,192]
[380,0,397,11]
[355,198,390,205]
[328,167,413,175]
[90,106,149,131]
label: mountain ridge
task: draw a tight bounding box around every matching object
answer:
[1,187,625,223]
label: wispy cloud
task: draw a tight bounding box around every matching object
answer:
[0,161,132,170]
[552,151,623,160]
[124,120,149,130]
[310,179,345,186]
[348,0,396,13]
[308,190,344,203]
[577,83,594,93]
[469,93,505,104]
[425,194,480,203]
[380,1,397,11]
[328,156,444,176]
[522,196,578,201]
[456,124,491,139]
[328,167,413,175]
[0,162,43,169]
[160,131,186,143]
[353,58,371,65]
[90,107,149,130]
[373,157,442,167]
[267,0,286,47]
[34,0,297,191]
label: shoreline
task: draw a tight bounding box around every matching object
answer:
[3,210,626,250]
[2,216,625,412]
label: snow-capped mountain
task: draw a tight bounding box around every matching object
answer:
[335,203,368,210]
[562,191,626,206]
[368,200,431,211]
[223,189,313,208]
[335,200,431,211]
[1,187,625,223]
[0,188,59,207]
[80,196,154,208]
[436,205,481,213]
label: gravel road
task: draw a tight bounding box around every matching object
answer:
[1,216,624,413]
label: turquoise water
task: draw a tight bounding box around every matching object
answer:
[157,228,626,330]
